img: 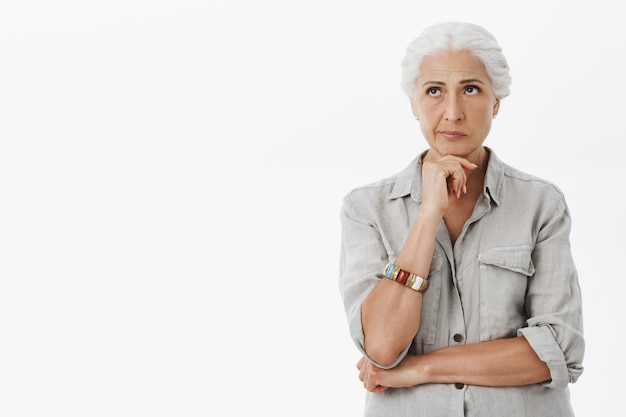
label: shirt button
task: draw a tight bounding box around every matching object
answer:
[455,383,465,389]
[453,333,463,343]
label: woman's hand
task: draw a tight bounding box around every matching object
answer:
[357,355,425,393]
[420,155,478,216]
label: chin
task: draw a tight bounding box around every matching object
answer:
[429,145,485,160]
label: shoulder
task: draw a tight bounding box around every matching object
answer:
[501,162,565,196]
[496,159,569,215]
[345,175,398,200]
[487,149,564,196]
[342,157,418,213]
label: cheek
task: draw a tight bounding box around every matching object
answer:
[419,108,439,124]
[475,115,493,135]
[419,121,437,142]
[470,107,494,127]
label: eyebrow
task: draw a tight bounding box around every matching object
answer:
[421,79,486,87]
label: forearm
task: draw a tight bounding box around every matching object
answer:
[416,336,551,387]
[361,212,440,366]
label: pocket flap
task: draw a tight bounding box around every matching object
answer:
[477,245,535,276]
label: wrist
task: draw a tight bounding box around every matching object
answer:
[417,204,445,221]
[406,354,433,386]
[415,209,443,232]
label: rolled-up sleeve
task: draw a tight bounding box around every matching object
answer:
[338,191,411,368]
[338,193,382,356]
[519,197,584,388]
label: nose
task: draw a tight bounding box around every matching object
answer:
[444,95,463,121]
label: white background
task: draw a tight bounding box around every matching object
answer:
[0,1,623,416]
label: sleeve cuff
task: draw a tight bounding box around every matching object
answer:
[518,325,569,389]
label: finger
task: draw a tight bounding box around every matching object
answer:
[364,371,377,392]
[365,371,385,393]
[458,159,479,171]
[371,384,388,393]
[358,359,367,382]
[447,166,467,198]
[438,154,479,170]
[356,356,366,370]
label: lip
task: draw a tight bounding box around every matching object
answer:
[438,130,467,139]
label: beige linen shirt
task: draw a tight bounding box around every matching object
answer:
[339,148,584,417]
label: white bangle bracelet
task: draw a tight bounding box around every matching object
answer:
[406,274,429,292]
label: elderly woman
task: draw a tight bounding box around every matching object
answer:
[338,22,584,416]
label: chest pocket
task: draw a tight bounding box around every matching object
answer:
[477,245,535,341]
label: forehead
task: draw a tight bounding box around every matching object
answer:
[418,50,490,83]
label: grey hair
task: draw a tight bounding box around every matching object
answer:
[400,22,511,101]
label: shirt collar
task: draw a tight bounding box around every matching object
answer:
[388,147,504,206]
[483,147,503,206]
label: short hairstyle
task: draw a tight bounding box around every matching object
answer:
[400,22,512,101]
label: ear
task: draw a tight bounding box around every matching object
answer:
[410,99,419,120]
[492,98,501,118]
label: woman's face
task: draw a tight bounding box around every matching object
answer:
[411,49,500,161]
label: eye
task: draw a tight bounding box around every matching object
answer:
[465,85,481,95]
[426,87,441,97]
